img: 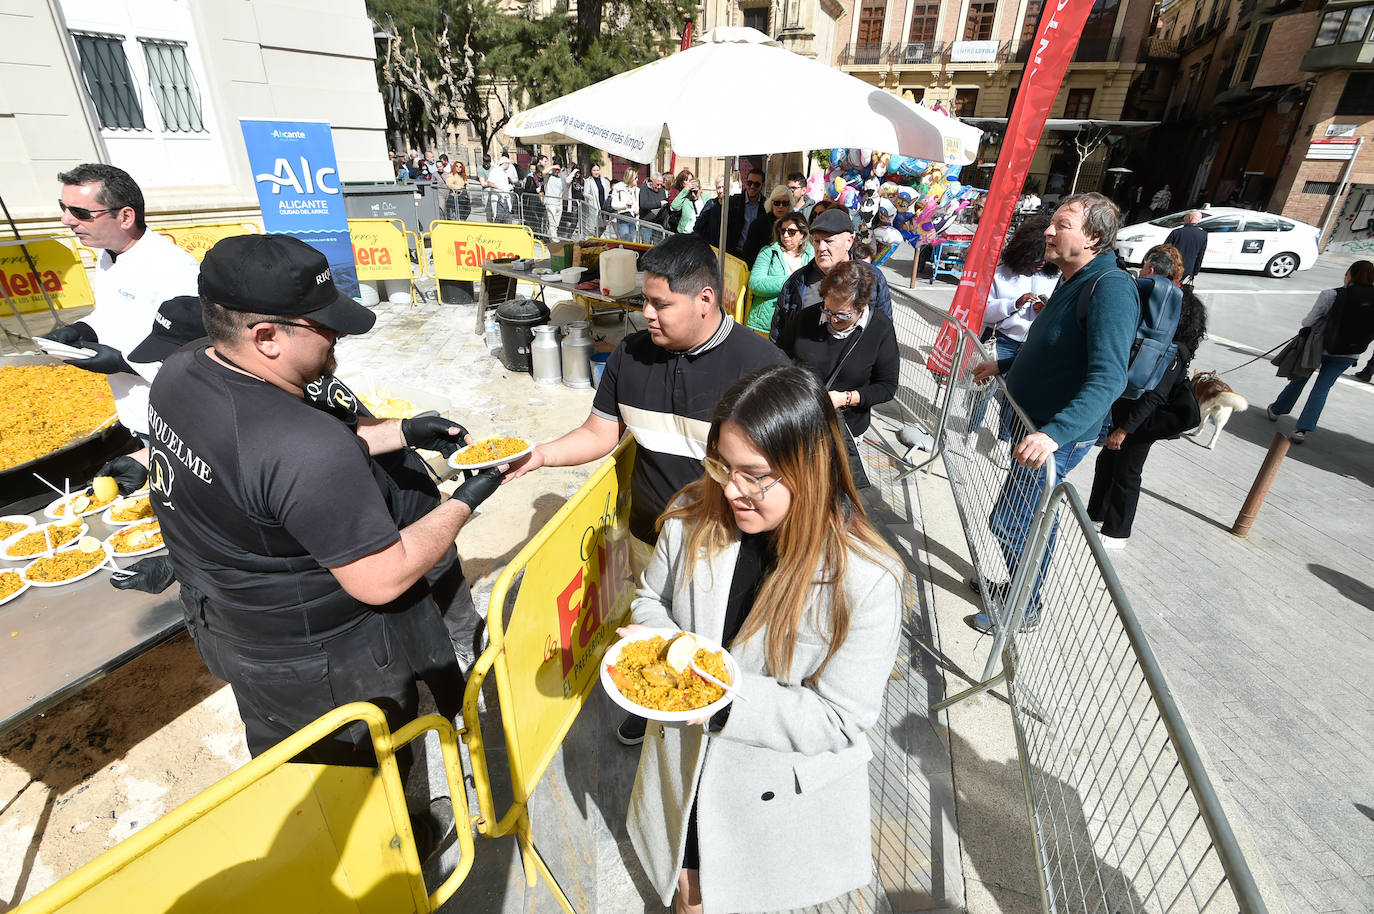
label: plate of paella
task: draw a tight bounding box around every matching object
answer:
[104,520,164,557]
[446,436,532,471]
[44,486,120,520]
[101,494,156,526]
[0,515,36,542]
[0,569,29,607]
[600,629,741,723]
[2,521,88,560]
[20,539,110,587]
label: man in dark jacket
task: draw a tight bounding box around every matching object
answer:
[1163,210,1207,282]
[638,172,668,239]
[694,168,765,260]
[769,208,892,345]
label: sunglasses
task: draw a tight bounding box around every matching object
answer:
[781,227,805,237]
[771,200,789,207]
[58,201,117,221]
[746,180,763,187]
[250,319,337,337]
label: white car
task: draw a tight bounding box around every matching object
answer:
[1115,207,1320,278]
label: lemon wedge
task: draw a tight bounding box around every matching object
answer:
[92,476,119,503]
[664,633,698,674]
[69,494,90,513]
[77,536,102,553]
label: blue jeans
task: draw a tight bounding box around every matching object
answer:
[1271,354,1357,431]
[970,335,1022,436]
[989,437,1096,609]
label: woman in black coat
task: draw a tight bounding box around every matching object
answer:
[782,260,899,487]
[1088,245,1209,547]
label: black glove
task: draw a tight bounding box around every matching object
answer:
[67,342,134,375]
[43,321,97,346]
[451,467,502,510]
[110,556,176,594]
[401,414,468,457]
[97,455,149,495]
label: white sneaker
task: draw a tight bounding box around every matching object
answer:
[1100,535,1128,550]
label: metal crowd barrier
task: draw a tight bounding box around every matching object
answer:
[432,184,668,247]
[880,300,1267,913]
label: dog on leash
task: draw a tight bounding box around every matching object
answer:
[1187,370,1249,448]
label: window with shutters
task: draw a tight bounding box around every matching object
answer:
[965,0,997,40]
[1020,0,1045,46]
[140,39,205,133]
[908,1,940,44]
[742,6,770,34]
[858,1,886,45]
[1064,88,1094,118]
[71,32,145,130]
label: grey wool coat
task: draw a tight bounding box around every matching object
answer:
[626,517,904,913]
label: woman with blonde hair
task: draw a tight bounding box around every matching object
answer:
[746,212,813,333]
[611,166,641,240]
[622,363,903,914]
[740,184,794,266]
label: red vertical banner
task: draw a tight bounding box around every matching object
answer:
[926,0,1097,375]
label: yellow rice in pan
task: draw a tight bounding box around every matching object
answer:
[0,365,115,472]
[611,635,731,712]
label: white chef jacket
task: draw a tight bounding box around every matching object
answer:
[83,230,201,435]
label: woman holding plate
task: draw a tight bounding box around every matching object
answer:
[618,364,904,914]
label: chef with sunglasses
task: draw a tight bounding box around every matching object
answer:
[47,164,200,440]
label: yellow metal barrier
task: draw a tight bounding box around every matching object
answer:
[427,220,539,282]
[350,218,421,303]
[0,236,95,313]
[461,437,638,912]
[155,221,260,261]
[15,703,473,914]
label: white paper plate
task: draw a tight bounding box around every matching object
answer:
[2,522,89,561]
[32,337,96,360]
[0,515,37,540]
[20,543,111,588]
[446,439,534,472]
[101,495,157,527]
[104,522,165,558]
[599,628,740,723]
[44,489,116,520]
[0,571,30,607]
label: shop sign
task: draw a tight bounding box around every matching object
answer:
[950,40,999,63]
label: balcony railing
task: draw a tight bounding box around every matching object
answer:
[1014,35,1123,62]
[1139,36,1180,58]
[893,41,946,64]
[837,42,892,66]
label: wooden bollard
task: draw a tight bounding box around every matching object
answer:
[1231,433,1290,537]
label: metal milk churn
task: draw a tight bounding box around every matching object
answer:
[530,325,562,385]
[561,320,594,389]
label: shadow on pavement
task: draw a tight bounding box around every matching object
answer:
[1308,563,1374,612]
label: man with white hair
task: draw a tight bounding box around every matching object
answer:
[544,161,567,242]
[1163,210,1206,284]
[638,172,668,241]
[484,154,519,223]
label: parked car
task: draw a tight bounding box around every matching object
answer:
[1115,207,1320,278]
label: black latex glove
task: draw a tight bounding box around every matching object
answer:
[66,342,134,375]
[451,467,502,510]
[43,321,97,345]
[110,556,176,594]
[401,414,469,457]
[97,455,149,495]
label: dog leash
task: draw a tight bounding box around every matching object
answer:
[1217,335,1295,376]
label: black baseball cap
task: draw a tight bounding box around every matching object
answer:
[808,208,856,236]
[129,295,205,363]
[199,234,376,335]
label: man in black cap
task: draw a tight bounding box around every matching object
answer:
[768,207,893,346]
[147,233,501,763]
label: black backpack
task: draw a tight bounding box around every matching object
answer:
[1077,272,1183,400]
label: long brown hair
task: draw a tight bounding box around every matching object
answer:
[660,365,899,681]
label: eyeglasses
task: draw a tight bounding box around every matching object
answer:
[780,227,805,237]
[702,454,783,502]
[250,319,337,337]
[822,306,859,322]
[787,184,804,192]
[58,201,116,221]
[745,180,763,188]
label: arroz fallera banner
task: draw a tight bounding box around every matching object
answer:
[239,119,360,300]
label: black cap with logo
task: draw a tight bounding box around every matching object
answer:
[129,295,205,364]
[198,234,376,336]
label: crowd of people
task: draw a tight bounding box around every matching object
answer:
[35,155,1374,914]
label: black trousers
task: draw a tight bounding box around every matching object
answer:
[1086,438,1156,539]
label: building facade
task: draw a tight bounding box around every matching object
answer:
[3,0,391,237]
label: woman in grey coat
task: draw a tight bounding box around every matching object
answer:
[619,364,904,913]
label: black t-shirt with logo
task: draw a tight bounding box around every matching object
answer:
[148,347,402,616]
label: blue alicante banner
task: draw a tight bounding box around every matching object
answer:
[239,118,359,299]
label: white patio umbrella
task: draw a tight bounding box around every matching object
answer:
[507,26,982,301]
[508,27,981,165]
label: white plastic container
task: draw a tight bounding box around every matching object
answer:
[599,248,636,298]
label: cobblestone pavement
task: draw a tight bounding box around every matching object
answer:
[879,248,1374,914]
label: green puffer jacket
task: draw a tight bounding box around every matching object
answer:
[746,241,813,332]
